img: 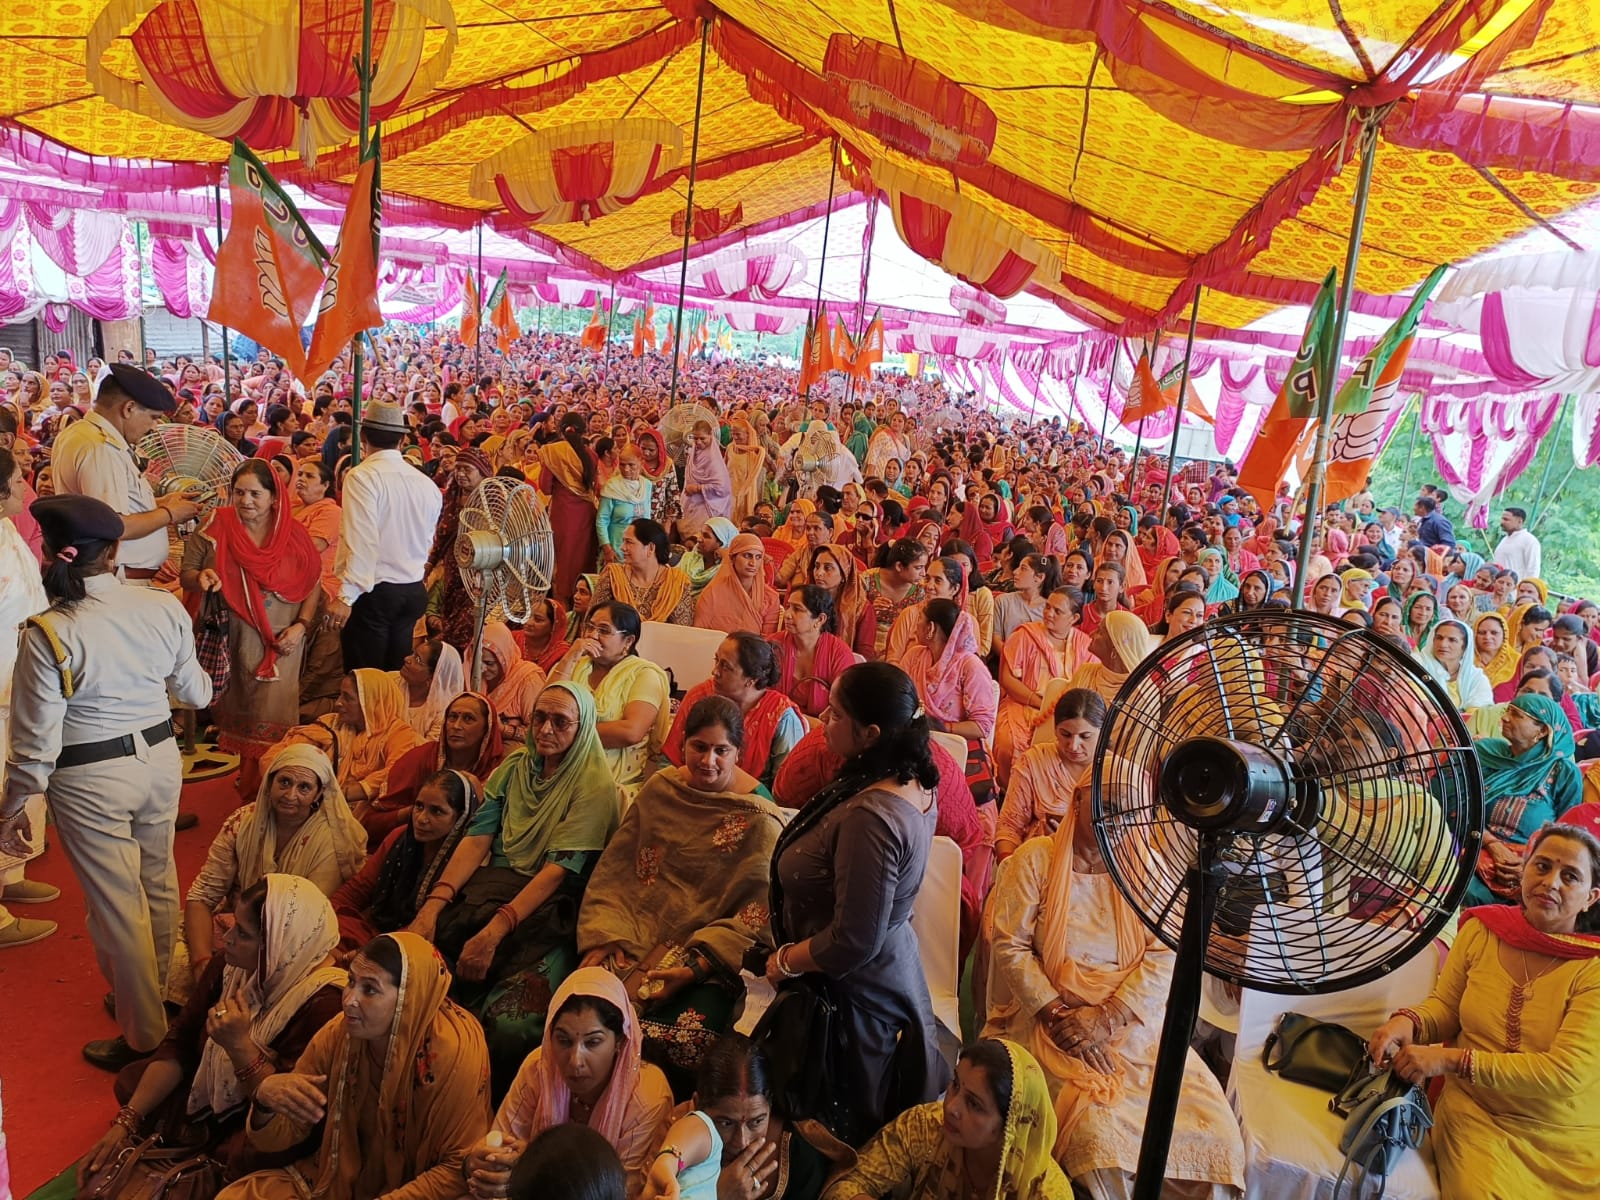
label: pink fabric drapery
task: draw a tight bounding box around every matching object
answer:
[151,235,210,319]
[1422,392,1564,528]
[0,197,139,327]
[951,283,1006,326]
[693,244,806,302]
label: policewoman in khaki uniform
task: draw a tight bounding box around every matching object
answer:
[0,496,213,1070]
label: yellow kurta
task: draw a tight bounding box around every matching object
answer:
[982,840,1245,1192]
[1408,918,1600,1199]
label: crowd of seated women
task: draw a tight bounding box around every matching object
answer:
[56,378,1600,1200]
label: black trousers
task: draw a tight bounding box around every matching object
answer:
[341,580,427,670]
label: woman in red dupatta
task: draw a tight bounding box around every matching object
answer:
[361,691,506,845]
[1367,824,1600,1199]
[181,460,322,795]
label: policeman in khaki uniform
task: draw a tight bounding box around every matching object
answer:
[0,496,213,1070]
[50,362,201,582]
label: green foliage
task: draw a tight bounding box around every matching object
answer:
[1367,398,1600,600]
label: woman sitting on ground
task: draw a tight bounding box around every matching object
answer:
[982,766,1246,1198]
[1368,823,1600,1199]
[216,932,491,1200]
[80,877,346,1186]
[266,669,424,808]
[414,681,620,1085]
[1066,611,1154,705]
[994,587,1096,789]
[472,620,548,747]
[1419,618,1494,711]
[862,538,928,658]
[174,746,367,1001]
[334,770,481,954]
[593,518,695,626]
[641,1034,840,1200]
[547,601,671,808]
[392,637,463,741]
[359,691,505,844]
[662,633,805,792]
[580,696,783,1092]
[694,534,781,636]
[769,585,856,720]
[461,968,674,1200]
[819,1038,1071,1200]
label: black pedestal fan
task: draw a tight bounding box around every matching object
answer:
[1089,611,1484,1200]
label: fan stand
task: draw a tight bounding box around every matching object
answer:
[1131,838,1223,1200]
[467,586,490,692]
[1128,734,1302,1200]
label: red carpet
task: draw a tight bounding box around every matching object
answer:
[2,771,244,1197]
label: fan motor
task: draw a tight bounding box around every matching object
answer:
[461,528,510,572]
[1157,736,1298,834]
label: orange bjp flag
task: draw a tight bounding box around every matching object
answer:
[206,141,328,377]
[305,139,383,381]
[460,270,480,347]
[1119,352,1169,428]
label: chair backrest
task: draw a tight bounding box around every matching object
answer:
[910,835,963,1009]
[930,730,968,768]
[635,621,725,696]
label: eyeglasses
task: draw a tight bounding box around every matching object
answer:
[583,621,618,637]
[530,710,575,732]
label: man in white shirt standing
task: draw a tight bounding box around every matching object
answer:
[1492,506,1541,583]
[325,399,442,669]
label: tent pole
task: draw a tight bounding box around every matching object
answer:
[1099,339,1119,444]
[349,0,376,466]
[1128,334,1158,498]
[1159,288,1203,528]
[803,139,840,400]
[1293,113,1378,608]
[473,223,483,388]
[667,18,711,407]
[214,183,231,399]
[134,220,148,369]
[1526,394,1569,529]
[603,276,617,378]
[1395,393,1421,507]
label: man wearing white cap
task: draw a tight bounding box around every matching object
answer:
[325,399,441,669]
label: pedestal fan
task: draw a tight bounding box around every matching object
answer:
[456,477,556,690]
[660,402,718,467]
[137,425,245,531]
[791,422,837,497]
[1090,611,1483,1200]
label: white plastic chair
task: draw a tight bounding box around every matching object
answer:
[636,620,724,695]
[912,835,964,1061]
[1227,919,1443,1200]
[929,730,969,770]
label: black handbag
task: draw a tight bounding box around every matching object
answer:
[1261,1012,1367,1092]
[749,975,856,1143]
[193,591,231,695]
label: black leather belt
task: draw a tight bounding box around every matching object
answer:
[57,720,176,769]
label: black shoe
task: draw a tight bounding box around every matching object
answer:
[174,811,199,832]
[83,1036,154,1072]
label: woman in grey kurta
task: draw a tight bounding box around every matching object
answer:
[760,662,944,1146]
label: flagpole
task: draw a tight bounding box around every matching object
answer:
[1526,394,1570,529]
[1099,339,1119,445]
[1294,116,1378,606]
[667,18,711,407]
[1395,393,1421,507]
[1159,288,1203,527]
[604,277,617,379]
[804,138,840,400]
[346,0,377,466]
[213,183,232,399]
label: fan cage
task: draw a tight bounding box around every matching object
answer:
[1092,611,1484,994]
[660,404,718,464]
[137,425,245,514]
[455,478,556,624]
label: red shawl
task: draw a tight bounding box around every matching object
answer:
[1462,903,1600,960]
[663,680,797,783]
[208,469,322,681]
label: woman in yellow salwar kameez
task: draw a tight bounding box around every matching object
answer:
[218,932,490,1200]
[1369,823,1600,1200]
[821,1038,1071,1200]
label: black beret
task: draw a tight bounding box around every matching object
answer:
[98,363,175,413]
[31,494,125,546]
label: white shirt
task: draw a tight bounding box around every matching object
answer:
[333,448,442,604]
[1493,527,1541,582]
[50,410,169,569]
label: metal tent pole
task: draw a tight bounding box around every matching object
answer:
[1293,115,1379,608]
[348,0,376,465]
[214,183,231,398]
[1099,339,1119,444]
[1159,289,1203,527]
[133,220,148,368]
[1526,394,1570,529]
[1395,393,1421,507]
[802,139,840,401]
[1128,334,1159,498]
[603,277,617,378]
[666,18,711,407]
[473,223,483,387]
